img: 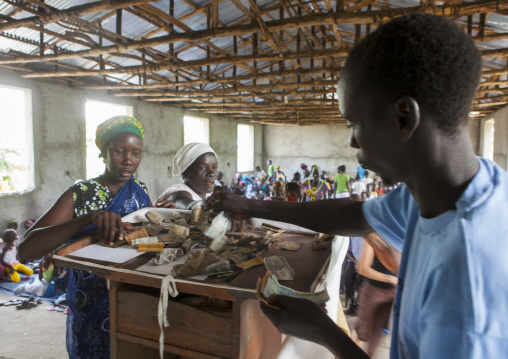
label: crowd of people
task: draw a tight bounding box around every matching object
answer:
[229,161,398,203]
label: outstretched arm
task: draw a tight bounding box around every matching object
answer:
[208,191,373,237]
[20,189,131,260]
[261,296,369,359]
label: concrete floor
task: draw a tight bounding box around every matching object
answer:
[0,291,390,359]
[0,292,67,359]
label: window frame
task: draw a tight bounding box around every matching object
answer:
[0,84,34,195]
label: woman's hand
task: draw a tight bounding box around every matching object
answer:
[90,210,125,245]
[387,275,398,287]
[154,198,176,209]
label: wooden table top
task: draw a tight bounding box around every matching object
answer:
[54,229,331,301]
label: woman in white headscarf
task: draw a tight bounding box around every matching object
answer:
[156,143,218,209]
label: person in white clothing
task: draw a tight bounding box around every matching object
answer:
[157,143,218,209]
[350,174,366,196]
[360,170,373,187]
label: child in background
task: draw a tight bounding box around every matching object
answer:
[7,220,22,248]
[284,182,301,202]
[40,252,55,283]
[1,229,34,282]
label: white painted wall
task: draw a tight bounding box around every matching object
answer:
[0,69,262,230]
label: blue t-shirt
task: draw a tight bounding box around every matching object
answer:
[362,157,508,359]
[356,166,366,179]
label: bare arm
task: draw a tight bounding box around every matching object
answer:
[209,191,373,237]
[20,188,131,260]
[357,240,398,286]
[364,233,401,274]
[261,296,369,359]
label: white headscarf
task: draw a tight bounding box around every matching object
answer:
[172,142,217,178]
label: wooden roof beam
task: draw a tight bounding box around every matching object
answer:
[0,0,158,32]
[2,0,503,65]
[78,66,342,89]
[20,48,347,78]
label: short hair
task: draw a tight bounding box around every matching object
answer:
[342,14,482,134]
[338,165,346,172]
[285,182,300,194]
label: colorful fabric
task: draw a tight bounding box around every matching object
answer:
[5,262,34,283]
[302,179,331,201]
[67,176,150,359]
[95,116,144,152]
[172,143,217,177]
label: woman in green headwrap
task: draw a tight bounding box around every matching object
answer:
[20,115,173,359]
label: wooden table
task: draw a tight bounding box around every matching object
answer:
[54,229,332,359]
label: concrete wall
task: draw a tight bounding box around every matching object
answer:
[262,118,483,182]
[479,106,508,170]
[262,124,359,180]
[0,69,262,229]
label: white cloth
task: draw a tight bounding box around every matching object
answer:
[15,277,49,297]
[172,143,216,177]
[335,192,350,199]
[361,177,373,186]
[277,236,349,359]
[158,183,209,202]
[350,180,366,195]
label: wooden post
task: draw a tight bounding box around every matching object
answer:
[110,280,119,359]
[116,9,122,35]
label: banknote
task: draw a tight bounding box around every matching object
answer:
[145,210,164,225]
[236,256,264,270]
[151,248,184,265]
[206,259,231,275]
[275,240,303,251]
[132,236,159,245]
[205,212,233,251]
[257,270,330,308]
[264,255,295,281]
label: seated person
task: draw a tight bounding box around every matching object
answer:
[40,252,55,283]
[157,143,218,209]
[1,229,34,282]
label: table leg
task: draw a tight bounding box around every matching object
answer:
[110,280,119,359]
[234,298,282,359]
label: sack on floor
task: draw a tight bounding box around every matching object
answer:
[14,277,49,297]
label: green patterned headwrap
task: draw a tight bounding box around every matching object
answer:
[95,116,144,155]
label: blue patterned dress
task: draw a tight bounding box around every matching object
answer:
[66,177,150,358]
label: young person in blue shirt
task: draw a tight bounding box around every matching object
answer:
[208,14,508,359]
